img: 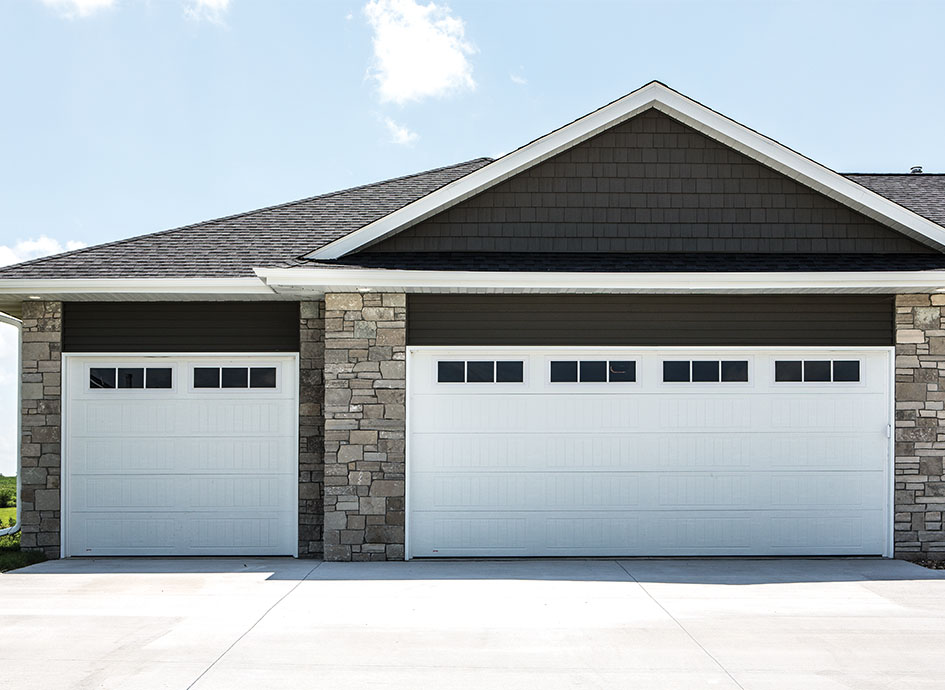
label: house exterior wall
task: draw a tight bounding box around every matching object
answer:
[322,292,406,561]
[18,300,62,558]
[299,301,325,558]
[894,294,945,560]
[407,294,894,347]
[63,301,300,353]
[366,110,932,255]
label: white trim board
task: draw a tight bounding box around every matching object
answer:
[256,267,945,294]
[307,81,945,260]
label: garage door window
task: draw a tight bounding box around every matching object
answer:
[437,360,525,384]
[550,360,637,383]
[193,366,278,389]
[90,367,173,390]
[662,360,749,383]
[775,360,861,383]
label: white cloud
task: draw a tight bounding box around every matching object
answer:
[382,117,419,145]
[39,0,115,18]
[510,73,527,86]
[364,0,476,105]
[0,236,87,268]
[184,0,230,24]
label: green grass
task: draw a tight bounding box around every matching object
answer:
[0,477,45,572]
[0,549,45,573]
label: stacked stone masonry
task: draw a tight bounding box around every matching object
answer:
[18,300,62,558]
[298,300,325,557]
[895,294,945,560]
[322,292,406,561]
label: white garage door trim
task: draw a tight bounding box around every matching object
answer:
[61,352,299,558]
[405,346,895,559]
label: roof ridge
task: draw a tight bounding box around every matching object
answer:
[0,157,494,274]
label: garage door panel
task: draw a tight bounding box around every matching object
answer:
[72,512,293,555]
[412,510,885,557]
[65,355,298,557]
[416,470,884,512]
[411,432,886,473]
[72,437,295,474]
[75,399,293,437]
[408,348,891,557]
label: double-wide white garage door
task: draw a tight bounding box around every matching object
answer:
[63,355,298,557]
[408,348,892,558]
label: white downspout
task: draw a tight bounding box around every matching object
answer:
[0,312,21,536]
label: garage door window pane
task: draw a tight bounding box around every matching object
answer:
[496,361,524,383]
[250,367,277,388]
[579,361,607,382]
[550,361,578,383]
[146,368,172,389]
[117,368,144,389]
[222,367,249,388]
[466,361,495,383]
[437,361,465,383]
[663,361,690,382]
[775,361,802,382]
[721,361,749,382]
[832,360,860,382]
[692,361,720,382]
[90,368,116,389]
[608,361,636,382]
[194,368,220,388]
[804,361,831,382]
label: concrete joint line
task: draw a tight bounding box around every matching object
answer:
[187,562,324,689]
[615,561,746,690]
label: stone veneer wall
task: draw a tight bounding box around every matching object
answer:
[895,294,945,560]
[322,292,406,561]
[18,301,62,558]
[299,301,325,557]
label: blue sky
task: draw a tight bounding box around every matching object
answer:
[0,0,943,474]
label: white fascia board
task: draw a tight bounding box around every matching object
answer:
[0,278,275,297]
[256,267,945,293]
[306,82,945,260]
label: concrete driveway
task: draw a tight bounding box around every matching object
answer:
[1,558,944,690]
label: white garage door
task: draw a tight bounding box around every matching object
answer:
[408,348,892,558]
[64,355,298,557]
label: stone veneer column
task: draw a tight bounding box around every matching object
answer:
[18,301,62,558]
[895,294,945,560]
[322,292,406,561]
[298,300,325,558]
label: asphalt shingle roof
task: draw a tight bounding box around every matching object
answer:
[0,158,492,279]
[0,162,943,280]
[844,174,945,227]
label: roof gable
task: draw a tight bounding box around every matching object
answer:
[307,82,945,259]
[363,110,930,255]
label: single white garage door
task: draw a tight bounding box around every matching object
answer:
[408,348,892,558]
[63,355,298,557]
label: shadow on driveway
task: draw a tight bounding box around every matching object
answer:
[12,555,945,584]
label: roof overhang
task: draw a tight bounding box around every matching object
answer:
[256,267,945,295]
[306,81,945,260]
[0,278,283,318]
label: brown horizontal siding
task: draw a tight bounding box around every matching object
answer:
[63,302,300,352]
[407,295,893,346]
[368,110,931,255]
